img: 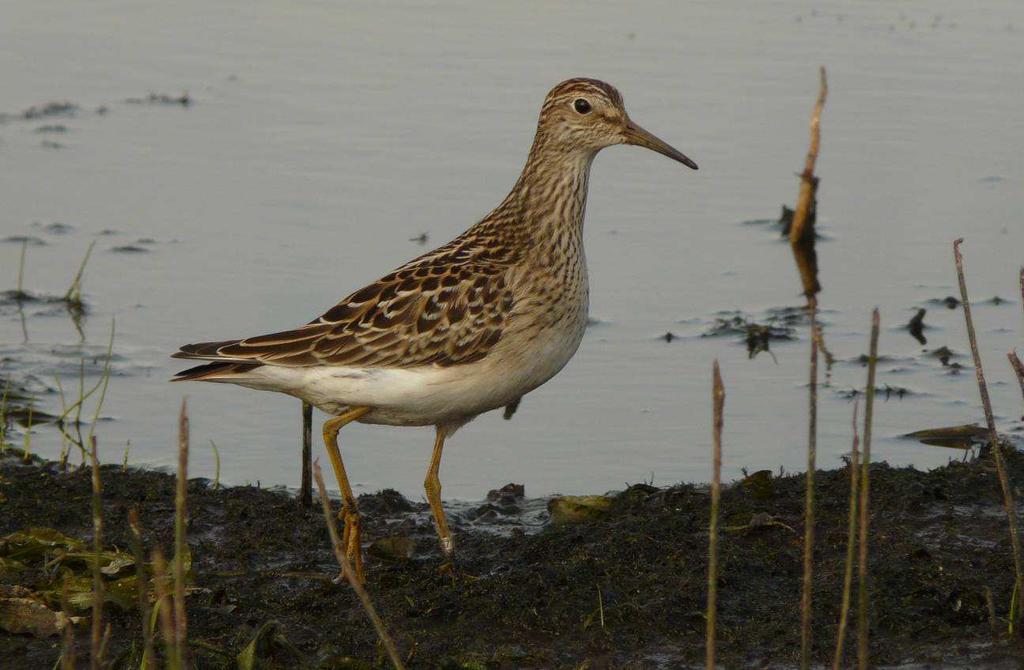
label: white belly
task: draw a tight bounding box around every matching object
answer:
[227,305,588,428]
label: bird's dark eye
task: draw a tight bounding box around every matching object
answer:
[573,98,592,114]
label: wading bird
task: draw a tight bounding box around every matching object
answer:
[173,78,697,581]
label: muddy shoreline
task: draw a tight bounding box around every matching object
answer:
[3,446,1024,669]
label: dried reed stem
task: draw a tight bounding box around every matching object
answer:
[301,401,313,507]
[174,399,190,665]
[89,436,104,670]
[799,300,819,670]
[832,399,860,670]
[792,67,828,670]
[706,361,725,670]
[789,66,827,247]
[313,461,406,669]
[954,239,1024,632]
[856,308,880,669]
[129,509,156,670]
[210,440,221,489]
[151,549,180,670]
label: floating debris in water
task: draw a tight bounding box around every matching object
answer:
[882,384,910,400]
[835,384,912,401]
[926,296,960,309]
[908,308,927,345]
[904,424,989,449]
[109,245,150,254]
[32,222,75,235]
[408,232,429,245]
[33,125,67,134]
[662,331,676,342]
[929,346,957,366]
[2,236,45,246]
[703,315,796,340]
[778,204,796,237]
[125,92,191,106]
[703,313,794,360]
[20,101,79,120]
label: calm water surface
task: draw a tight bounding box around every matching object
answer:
[2,1,1022,499]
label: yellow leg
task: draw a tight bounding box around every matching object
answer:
[322,407,371,582]
[424,426,454,557]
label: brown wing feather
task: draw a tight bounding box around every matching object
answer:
[173,259,515,369]
[174,194,526,371]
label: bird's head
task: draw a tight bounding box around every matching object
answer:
[535,78,698,170]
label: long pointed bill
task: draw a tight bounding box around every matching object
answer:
[622,120,698,170]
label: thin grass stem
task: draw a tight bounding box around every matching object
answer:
[856,308,880,669]
[128,509,156,670]
[174,399,189,666]
[64,240,96,305]
[151,549,180,670]
[86,319,115,448]
[16,239,27,297]
[954,239,1024,634]
[313,461,406,669]
[832,399,860,669]
[89,436,104,670]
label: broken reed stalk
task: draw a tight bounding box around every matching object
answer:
[151,549,180,670]
[313,462,406,670]
[706,361,725,670]
[1012,269,1024,411]
[1009,351,1024,412]
[210,440,221,489]
[856,309,880,670]
[832,399,860,670]
[22,406,33,462]
[301,401,313,507]
[787,65,828,670]
[953,239,1024,633]
[89,436,104,670]
[788,66,827,308]
[128,509,156,670]
[174,399,190,666]
[64,240,96,305]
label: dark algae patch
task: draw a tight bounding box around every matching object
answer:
[3,447,1024,668]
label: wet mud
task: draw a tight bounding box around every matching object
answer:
[3,445,1024,668]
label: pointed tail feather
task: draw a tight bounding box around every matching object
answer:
[171,361,261,382]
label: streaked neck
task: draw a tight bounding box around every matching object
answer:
[510,137,596,239]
